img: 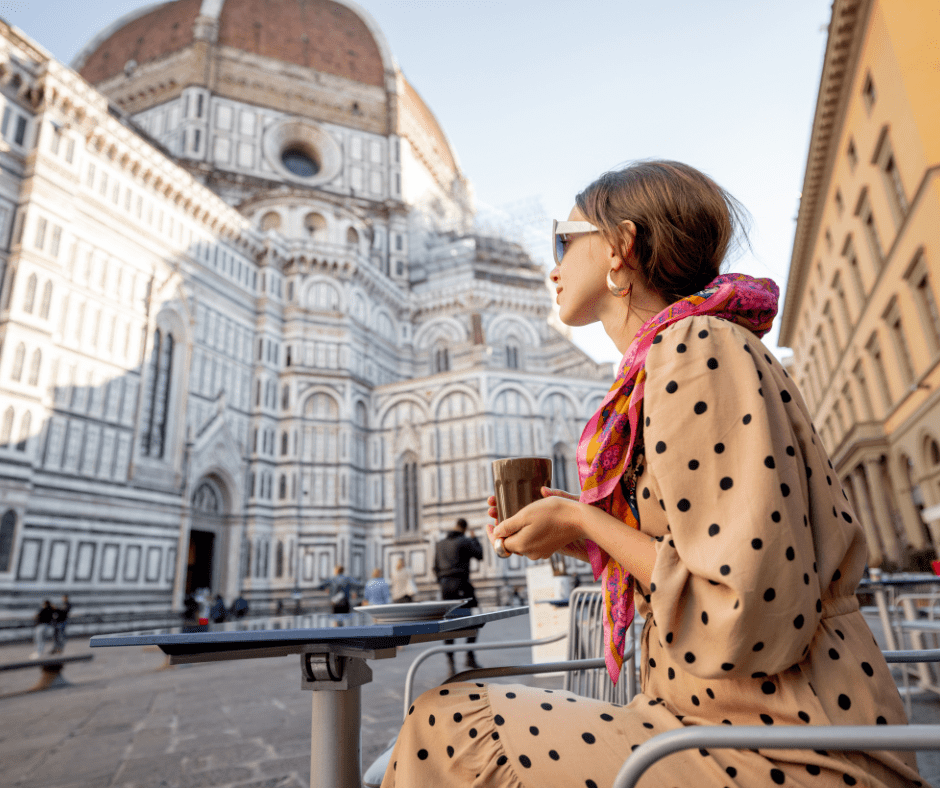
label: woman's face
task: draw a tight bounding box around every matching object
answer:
[549,206,612,327]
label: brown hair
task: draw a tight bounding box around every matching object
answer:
[576,160,749,303]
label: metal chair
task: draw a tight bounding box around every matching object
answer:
[610,648,940,788]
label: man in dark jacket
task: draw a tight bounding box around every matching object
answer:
[434,518,483,673]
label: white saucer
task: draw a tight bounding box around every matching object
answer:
[354,600,469,623]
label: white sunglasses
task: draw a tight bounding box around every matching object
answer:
[552,219,599,265]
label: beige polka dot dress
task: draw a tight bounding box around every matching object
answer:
[382,316,925,788]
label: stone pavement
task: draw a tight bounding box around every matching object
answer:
[1,611,939,788]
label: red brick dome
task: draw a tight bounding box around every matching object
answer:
[76,0,387,88]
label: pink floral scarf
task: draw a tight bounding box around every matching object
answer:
[576,273,779,683]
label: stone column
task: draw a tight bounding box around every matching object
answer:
[864,457,902,565]
[886,457,932,551]
[845,469,883,567]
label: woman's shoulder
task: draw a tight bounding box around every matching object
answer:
[650,315,766,363]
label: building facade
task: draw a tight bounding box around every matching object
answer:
[779,0,940,570]
[0,0,612,627]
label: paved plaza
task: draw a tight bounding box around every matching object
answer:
[1,612,939,788]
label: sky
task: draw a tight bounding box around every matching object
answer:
[0,0,832,364]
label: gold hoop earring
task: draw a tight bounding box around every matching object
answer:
[607,270,632,298]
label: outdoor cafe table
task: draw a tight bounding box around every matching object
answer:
[90,606,527,788]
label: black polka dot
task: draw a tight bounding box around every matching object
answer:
[761,681,776,695]
[709,524,720,536]
[491,732,499,740]
[494,714,505,725]
[807,764,821,775]
[519,755,531,768]
[429,715,435,726]
[447,745,454,758]
[786,546,795,560]
[645,416,650,427]
[764,456,776,469]
[844,775,857,785]
[666,632,673,643]
[829,648,840,660]
[529,726,539,736]
[642,721,654,729]
[698,329,709,338]
[506,692,516,698]
[548,750,559,760]
[798,711,811,723]
[714,442,725,453]
[691,695,700,706]
[677,498,690,512]
[722,663,734,671]
[684,652,696,664]
[469,693,480,701]
[794,614,805,629]
[701,611,709,625]
[688,459,700,470]
[642,487,651,499]
[720,565,730,576]
[753,641,765,651]
[841,511,853,523]
[781,483,791,497]
[720,477,733,490]
[409,705,415,714]
[764,588,776,602]
[667,667,675,679]
[707,357,718,370]
[786,445,796,456]
[694,401,708,415]
[586,781,598,788]
[469,728,477,738]
[726,767,737,778]
[743,413,752,424]
[676,343,687,353]
[540,703,552,711]
[876,716,887,724]
[648,658,656,668]
[861,662,874,677]
[417,749,428,760]
[762,714,775,726]
[781,390,792,403]
[601,713,614,721]
[453,712,462,722]
[838,694,851,710]
[655,441,667,454]
[582,732,596,744]
[666,380,678,394]
[497,755,508,766]
[439,689,449,696]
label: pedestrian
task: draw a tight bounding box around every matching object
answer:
[231,594,250,618]
[209,593,227,623]
[363,568,392,606]
[319,565,361,614]
[31,600,54,659]
[433,517,483,673]
[390,558,418,604]
[383,160,923,788]
[51,593,71,653]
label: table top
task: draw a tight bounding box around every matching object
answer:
[89,607,528,659]
[858,575,940,589]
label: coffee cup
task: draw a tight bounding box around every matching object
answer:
[491,456,553,523]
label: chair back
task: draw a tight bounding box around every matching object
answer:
[563,585,636,705]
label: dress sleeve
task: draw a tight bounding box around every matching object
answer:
[643,316,820,680]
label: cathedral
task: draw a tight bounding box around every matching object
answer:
[0,0,612,628]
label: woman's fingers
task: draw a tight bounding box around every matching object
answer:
[541,486,579,501]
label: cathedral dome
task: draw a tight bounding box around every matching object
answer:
[74,0,391,89]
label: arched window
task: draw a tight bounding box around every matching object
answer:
[0,509,15,572]
[0,407,13,445]
[16,411,30,451]
[275,540,284,577]
[304,212,327,240]
[506,345,519,369]
[552,443,569,491]
[278,474,287,500]
[27,349,41,386]
[22,273,36,313]
[396,451,420,538]
[926,437,940,469]
[281,431,288,456]
[434,346,450,374]
[141,329,174,458]
[282,385,290,410]
[39,280,52,319]
[346,227,359,246]
[260,211,281,232]
[10,343,25,382]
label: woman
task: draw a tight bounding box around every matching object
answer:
[382,161,924,787]
[391,558,418,604]
[364,567,393,606]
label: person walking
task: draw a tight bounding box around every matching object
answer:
[31,600,54,658]
[363,568,392,606]
[390,558,418,604]
[51,594,71,653]
[433,517,483,673]
[319,565,361,614]
[209,594,227,623]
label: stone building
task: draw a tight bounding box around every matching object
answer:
[779,0,940,569]
[0,0,612,626]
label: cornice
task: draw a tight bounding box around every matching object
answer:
[780,0,872,346]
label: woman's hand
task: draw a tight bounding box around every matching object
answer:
[491,487,585,561]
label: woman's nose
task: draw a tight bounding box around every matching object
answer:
[549,265,560,283]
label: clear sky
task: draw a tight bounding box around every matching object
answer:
[0,0,831,363]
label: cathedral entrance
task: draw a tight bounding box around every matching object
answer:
[186,479,226,595]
